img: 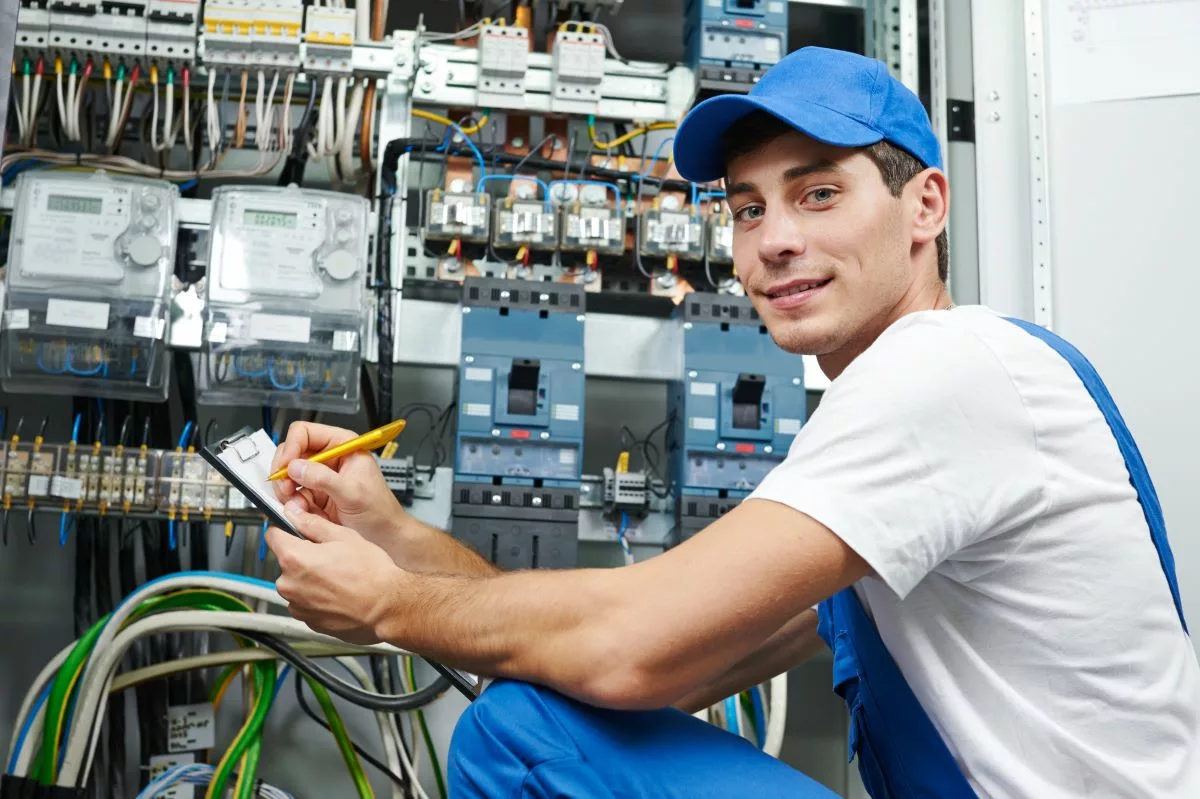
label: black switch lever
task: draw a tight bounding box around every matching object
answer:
[507,359,541,416]
[731,373,765,430]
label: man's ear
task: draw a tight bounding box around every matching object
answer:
[911,168,949,246]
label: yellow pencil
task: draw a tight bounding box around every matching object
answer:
[267,419,407,481]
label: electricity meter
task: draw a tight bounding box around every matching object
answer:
[640,208,705,261]
[199,185,368,412]
[1,171,178,401]
[559,202,625,256]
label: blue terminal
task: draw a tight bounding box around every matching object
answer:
[451,278,587,569]
[668,294,806,545]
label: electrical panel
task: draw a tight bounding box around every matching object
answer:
[425,190,492,244]
[146,0,203,65]
[15,0,50,61]
[451,279,586,570]
[477,24,530,109]
[1,171,178,401]
[550,29,605,113]
[198,185,368,411]
[494,198,558,250]
[640,207,706,261]
[304,5,355,74]
[684,0,788,96]
[667,295,806,545]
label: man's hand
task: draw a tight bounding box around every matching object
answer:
[271,421,408,549]
[266,501,405,645]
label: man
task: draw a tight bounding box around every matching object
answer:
[267,47,1200,796]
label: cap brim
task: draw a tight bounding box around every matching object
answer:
[673,93,885,183]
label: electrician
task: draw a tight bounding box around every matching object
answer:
[266,47,1200,797]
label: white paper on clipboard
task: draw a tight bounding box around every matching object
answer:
[210,429,300,537]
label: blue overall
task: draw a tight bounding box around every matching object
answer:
[448,319,1186,798]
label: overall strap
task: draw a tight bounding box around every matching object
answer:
[1004,317,1187,632]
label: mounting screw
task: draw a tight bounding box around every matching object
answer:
[989,111,1001,122]
[462,306,471,314]
[420,80,433,93]
[716,442,726,451]
[422,60,434,74]
[512,137,525,148]
[531,496,543,507]
[500,290,510,299]
[491,429,501,437]
[792,377,801,385]
[683,322,693,330]
[989,90,1000,101]
[688,370,698,378]
[575,314,585,322]
[539,431,550,440]
[539,293,550,302]
[571,362,582,371]
[464,355,474,363]
[490,494,502,504]
[764,445,773,454]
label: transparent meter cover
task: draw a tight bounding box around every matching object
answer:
[6,170,178,300]
[206,185,369,312]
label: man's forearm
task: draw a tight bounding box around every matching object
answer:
[387,516,500,577]
[672,609,823,713]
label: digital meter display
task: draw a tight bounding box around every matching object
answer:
[243,209,298,230]
[47,195,103,215]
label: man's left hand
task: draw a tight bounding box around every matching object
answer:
[266,500,405,645]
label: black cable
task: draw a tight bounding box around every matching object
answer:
[375,190,396,422]
[238,631,461,709]
[293,672,411,791]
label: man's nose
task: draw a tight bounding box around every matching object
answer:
[756,207,807,267]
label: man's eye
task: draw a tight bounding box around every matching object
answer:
[734,206,764,222]
[807,188,837,204]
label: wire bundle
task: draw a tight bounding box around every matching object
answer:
[694,675,789,758]
[3,572,452,798]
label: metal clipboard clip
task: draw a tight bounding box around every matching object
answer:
[217,430,261,463]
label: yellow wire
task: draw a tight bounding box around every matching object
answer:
[211,666,242,713]
[587,121,677,151]
[411,108,489,135]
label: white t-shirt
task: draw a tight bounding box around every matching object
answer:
[749,305,1200,798]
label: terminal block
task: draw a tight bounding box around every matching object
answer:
[253,0,304,69]
[640,208,705,261]
[707,206,734,264]
[202,0,254,68]
[477,24,530,109]
[378,456,416,506]
[304,6,355,74]
[602,467,650,513]
[147,0,202,65]
[550,30,605,113]
[560,202,625,255]
[16,0,51,61]
[204,0,301,69]
[494,199,558,251]
[425,191,491,244]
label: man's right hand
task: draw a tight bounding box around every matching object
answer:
[271,421,409,553]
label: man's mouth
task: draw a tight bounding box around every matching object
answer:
[766,278,833,300]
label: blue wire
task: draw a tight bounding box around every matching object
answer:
[71,413,82,443]
[267,362,303,391]
[233,353,270,378]
[176,420,194,451]
[7,682,52,772]
[724,696,741,736]
[58,511,73,546]
[272,665,293,702]
[750,686,767,747]
[177,178,198,191]
[262,406,272,433]
[641,136,676,180]
[437,120,486,176]
[475,174,552,209]
[36,345,68,375]
[548,180,624,213]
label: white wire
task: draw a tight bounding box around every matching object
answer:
[150,79,161,151]
[337,79,365,179]
[419,19,486,42]
[334,76,348,153]
[66,69,78,140]
[254,69,267,148]
[333,657,416,799]
[764,673,788,758]
[206,69,220,154]
[28,72,43,145]
[308,76,333,160]
[106,77,124,147]
[14,72,29,141]
[63,609,412,786]
[182,76,192,154]
[6,643,71,774]
[163,80,176,149]
[280,72,295,152]
[54,71,67,142]
[355,0,371,40]
[264,71,280,151]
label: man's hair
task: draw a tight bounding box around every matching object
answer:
[721,112,949,283]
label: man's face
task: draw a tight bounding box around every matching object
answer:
[725,131,926,359]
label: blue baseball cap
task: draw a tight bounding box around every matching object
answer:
[673,47,942,182]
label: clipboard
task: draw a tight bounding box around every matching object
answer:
[201,426,480,701]
[200,426,303,538]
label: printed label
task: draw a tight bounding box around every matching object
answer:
[207,322,228,344]
[46,298,110,330]
[148,753,197,799]
[249,313,311,344]
[134,316,167,340]
[689,381,717,397]
[464,367,493,382]
[689,417,717,432]
[50,476,84,500]
[775,418,803,435]
[559,448,577,465]
[168,703,216,752]
[333,330,358,352]
[464,403,491,417]
[5,309,29,330]
[552,404,579,422]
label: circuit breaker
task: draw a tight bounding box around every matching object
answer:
[667,295,806,544]
[477,24,530,109]
[1,171,178,401]
[550,29,605,114]
[304,5,355,74]
[684,0,788,96]
[51,0,149,63]
[198,185,368,411]
[203,0,303,69]
[451,279,586,569]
